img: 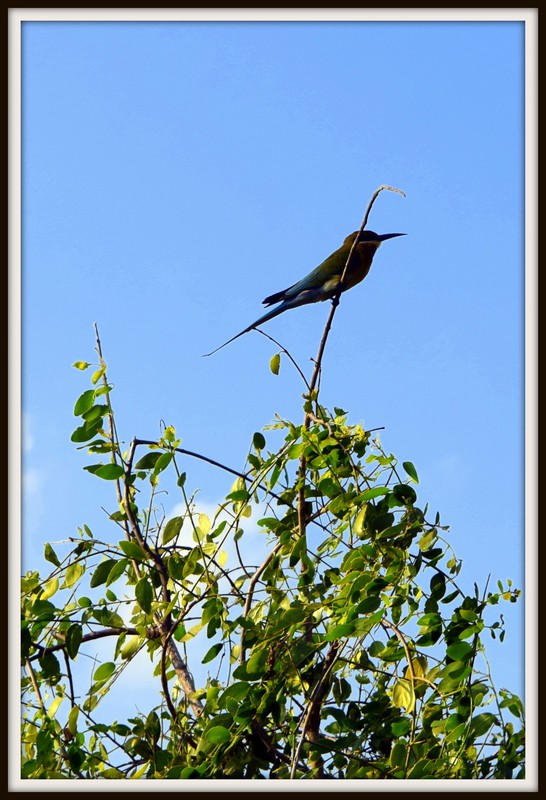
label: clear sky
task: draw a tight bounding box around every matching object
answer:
[19,12,530,720]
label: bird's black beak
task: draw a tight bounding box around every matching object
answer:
[377,233,406,241]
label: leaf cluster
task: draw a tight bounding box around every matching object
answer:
[20,353,524,780]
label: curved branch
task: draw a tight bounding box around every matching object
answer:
[308,185,406,395]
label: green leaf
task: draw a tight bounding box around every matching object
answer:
[135,452,163,470]
[94,463,125,480]
[246,648,268,676]
[101,768,125,779]
[402,461,419,483]
[392,483,417,505]
[219,682,250,704]
[41,577,59,600]
[470,712,498,737]
[65,624,83,659]
[318,476,340,498]
[353,506,367,535]
[162,516,183,545]
[82,404,109,423]
[47,695,64,719]
[418,529,437,552]
[93,661,116,682]
[391,718,411,737]
[64,561,85,588]
[106,558,129,586]
[286,442,303,459]
[355,595,381,614]
[446,640,473,662]
[72,361,91,370]
[228,489,250,502]
[392,679,415,713]
[121,635,142,660]
[270,352,281,375]
[44,542,61,567]
[430,572,446,600]
[40,650,61,679]
[67,705,79,736]
[205,725,231,745]
[407,759,432,779]
[198,513,211,535]
[118,540,148,561]
[390,741,407,769]
[153,451,173,475]
[70,419,103,443]
[417,612,442,630]
[408,655,428,678]
[111,723,131,737]
[91,366,106,385]
[90,558,118,588]
[146,710,161,744]
[73,389,95,416]
[135,576,153,614]
[324,623,355,641]
[202,642,223,664]
[163,426,176,442]
[253,432,266,450]
[356,486,390,502]
[353,609,384,636]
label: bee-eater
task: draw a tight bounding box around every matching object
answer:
[203,229,405,356]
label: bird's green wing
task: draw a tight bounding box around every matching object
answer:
[276,235,356,301]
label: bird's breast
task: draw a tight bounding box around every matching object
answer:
[342,242,379,288]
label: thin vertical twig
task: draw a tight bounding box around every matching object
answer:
[307,185,406,394]
[295,186,406,751]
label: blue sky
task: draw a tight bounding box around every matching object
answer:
[19,13,530,722]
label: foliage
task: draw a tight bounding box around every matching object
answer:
[21,347,524,780]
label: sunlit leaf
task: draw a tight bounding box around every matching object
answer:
[67,705,79,736]
[270,353,281,375]
[118,540,148,561]
[205,725,231,745]
[392,679,415,713]
[121,635,142,660]
[199,513,211,535]
[64,561,85,588]
[446,640,473,662]
[47,695,64,719]
[94,463,125,480]
[41,577,59,600]
[93,661,116,681]
[73,389,95,416]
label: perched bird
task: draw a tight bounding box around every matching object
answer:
[203,229,406,356]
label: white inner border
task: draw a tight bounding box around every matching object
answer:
[9,7,538,793]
